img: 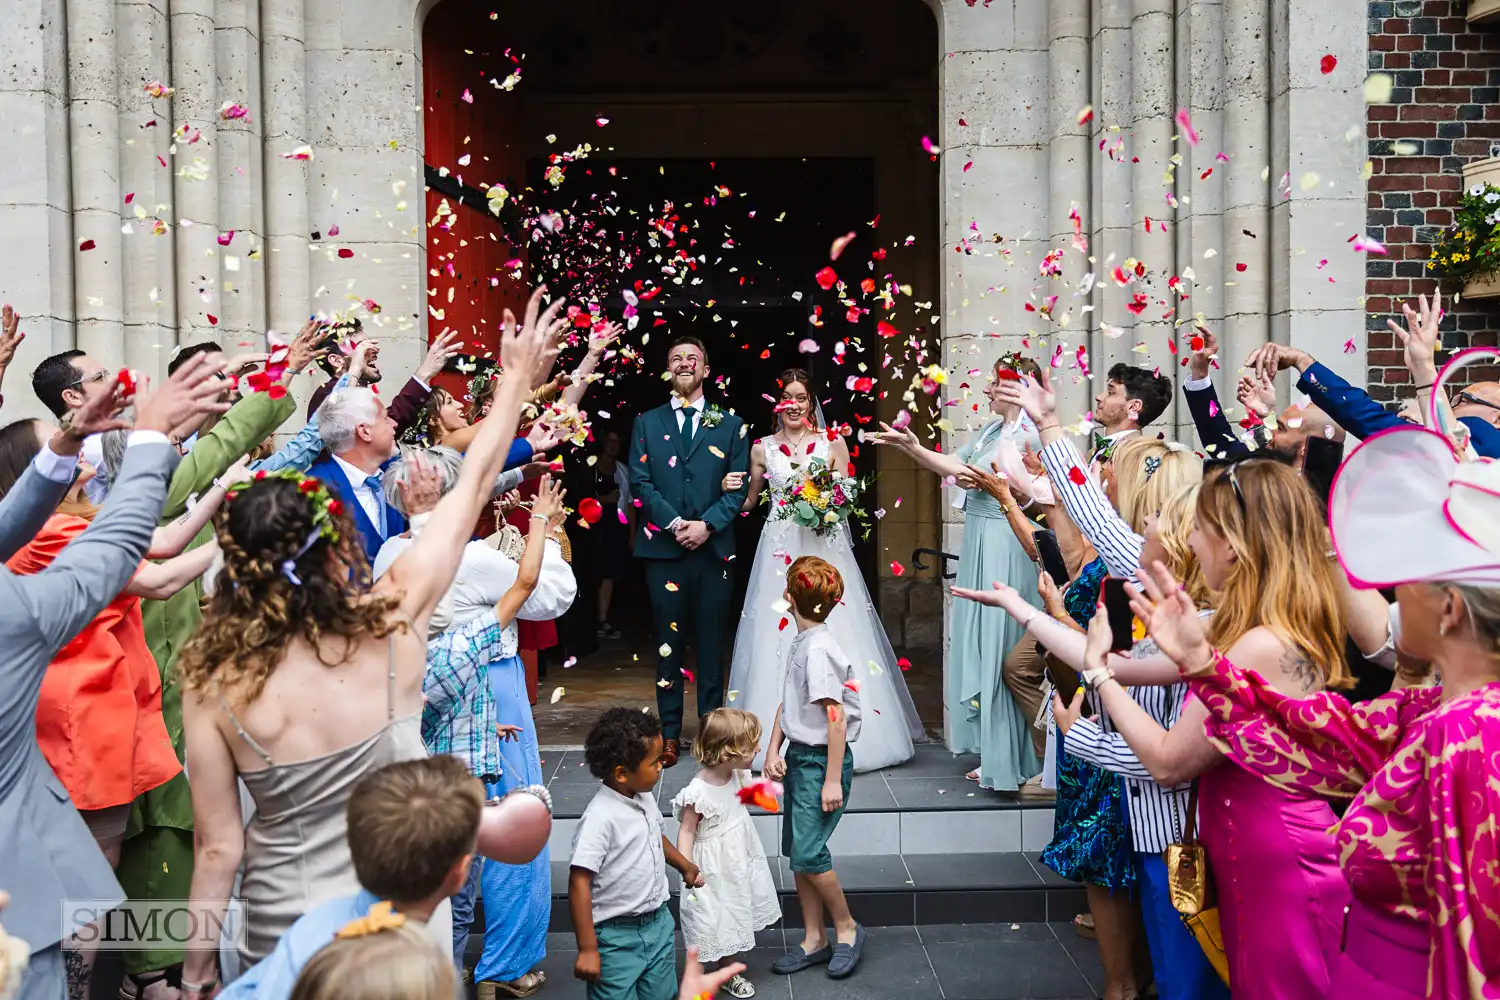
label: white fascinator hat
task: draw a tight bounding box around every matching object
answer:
[1329,425,1500,589]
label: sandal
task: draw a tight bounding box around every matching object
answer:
[1073,913,1097,940]
[964,769,980,782]
[118,970,176,1000]
[478,971,546,998]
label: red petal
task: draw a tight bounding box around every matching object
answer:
[79,239,96,252]
[778,617,789,631]
[1320,54,1337,74]
[815,266,838,290]
[337,248,354,259]
[1068,466,1088,485]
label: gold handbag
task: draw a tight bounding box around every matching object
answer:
[1163,783,1230,984]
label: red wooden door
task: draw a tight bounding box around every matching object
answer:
[422,0,529,398]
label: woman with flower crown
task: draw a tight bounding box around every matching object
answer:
[870,352,1050,790]
[725,367,924,772]
[170,289,566,991]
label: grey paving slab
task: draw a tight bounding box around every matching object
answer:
[903,852,1042,889]
[885,775,1021,811]
[879,743,981,778]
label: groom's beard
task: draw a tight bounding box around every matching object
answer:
[671,372,704,398]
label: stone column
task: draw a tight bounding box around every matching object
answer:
[1220,0,1271,383]
[170,0,223,345]
[0,0,76,409]
[67,0,126,366]
[1174,0,1226,431]
[1270,0,1367,385]
[1090,0,1134,373]
[119,0,179,380]
[215,0,268,350]
[937,0,1052,747]
[1047,0,1091,419]
[1130,0,1177,425]
[261,0,311,336]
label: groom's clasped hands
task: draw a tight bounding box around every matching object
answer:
[673,519,712,550]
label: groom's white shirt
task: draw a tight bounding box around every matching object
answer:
[671,394,705,435]
[666,395,707,532]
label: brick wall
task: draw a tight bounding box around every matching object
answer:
[1366,0,1500,398]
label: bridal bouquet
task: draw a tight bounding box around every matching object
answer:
[770,457,868,538]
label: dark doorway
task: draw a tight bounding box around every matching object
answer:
[525,156,880,647]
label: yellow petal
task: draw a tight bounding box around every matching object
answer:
[550,687,566,704]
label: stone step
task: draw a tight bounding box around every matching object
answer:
[541,743,1058,858]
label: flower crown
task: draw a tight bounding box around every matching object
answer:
[993,350,1030,381]
[228,468,345,547]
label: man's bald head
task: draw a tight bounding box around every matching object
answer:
[1453,381,1500,429]
[1270,402,1343,465]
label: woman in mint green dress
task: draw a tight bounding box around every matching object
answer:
[870,354,1045,789]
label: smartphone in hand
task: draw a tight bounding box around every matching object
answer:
[1102,577,1135,652]
[1033,529,1070,588]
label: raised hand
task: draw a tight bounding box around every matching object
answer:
[1083,603,1113,669]
[1243,342,1313,385]
[416,329,464,383]
[281,318,328,378]
[217,456,255,490]
[1235,373,1273,419]
[54,378,133,450]
[134,353,232,435]
[950,581,1037,624]
[1386,290,1442,384]
[224,352,271,377]
[525,422,563,455]
[1127,561,1213,674]
[994,368,1056,424]
[397,452,443,517]
[1050,686,1087,738]
[346,340,378,385]
[1036,569,1067,617]
[0,305,25,371]
[588,320,623,355]
[499,287,566,392]
[1188,326,1218,382]
[955,462,1013,504]
[867,421,919,452]
[531,474,566,526]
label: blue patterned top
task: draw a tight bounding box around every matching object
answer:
[421,611,512,780]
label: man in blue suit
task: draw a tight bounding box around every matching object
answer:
[629,335,750,766]
[308,387,407,563]
[1244,342,1500,457]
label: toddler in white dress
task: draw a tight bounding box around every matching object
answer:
[671,709,782,998]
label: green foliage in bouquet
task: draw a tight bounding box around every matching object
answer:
[770,457,870,539]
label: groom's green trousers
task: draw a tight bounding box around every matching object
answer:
[644,546,732,738]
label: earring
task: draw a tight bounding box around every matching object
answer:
[1439,622,1449,637]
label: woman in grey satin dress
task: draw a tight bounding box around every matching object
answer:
[173,291,563,988]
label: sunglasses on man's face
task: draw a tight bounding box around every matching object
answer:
[70,369,109,388]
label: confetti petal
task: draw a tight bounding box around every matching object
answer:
[550,687,565,704]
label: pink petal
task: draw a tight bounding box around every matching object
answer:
[1175,108,1199,147]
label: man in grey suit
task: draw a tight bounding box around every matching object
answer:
[0,355,231,1000]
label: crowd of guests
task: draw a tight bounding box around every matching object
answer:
[867,290,1497,1000]
[0,273,1496,1000]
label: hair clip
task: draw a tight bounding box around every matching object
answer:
[1143,455,1163,481]
[334,901,406,939]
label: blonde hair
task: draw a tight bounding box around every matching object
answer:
[1155,484,1211,609]
[1196,459,1350,688]
[290,923,453,1000]
[693,708,763,767]
[1112,436,1203,534]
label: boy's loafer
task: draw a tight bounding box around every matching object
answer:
[826,925,867,979]
[770,944,833,975]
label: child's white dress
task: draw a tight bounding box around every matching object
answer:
[670,771,782,962]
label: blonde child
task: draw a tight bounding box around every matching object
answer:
[671,709,782,998]
[289,916,454,1000]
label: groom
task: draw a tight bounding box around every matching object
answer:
[629,335,749,766]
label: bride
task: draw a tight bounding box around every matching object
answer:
[724,367,925,772]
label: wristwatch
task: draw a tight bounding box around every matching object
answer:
[1081,665,1114,690]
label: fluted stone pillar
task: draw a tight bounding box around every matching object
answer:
[68,0,126,367]
[169,0,223,345]
[1130,0,1177,426]
[1047,0,1092,420]
[1090,0,1135,375]
[215,0,268,350]
[1221,0,1272,388]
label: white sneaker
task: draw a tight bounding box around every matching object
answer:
[724,973,756,998]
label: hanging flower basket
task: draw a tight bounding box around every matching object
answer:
[1429,158,1500,299]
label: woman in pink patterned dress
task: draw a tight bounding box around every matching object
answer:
[1124,426,1500,1000]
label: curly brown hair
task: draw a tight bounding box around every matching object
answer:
[178,476,407,705]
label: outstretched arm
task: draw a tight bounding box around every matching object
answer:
[378,289,563,627]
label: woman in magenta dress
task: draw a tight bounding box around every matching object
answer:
[1126,425,1500,1000]
[1070,456,1350,999]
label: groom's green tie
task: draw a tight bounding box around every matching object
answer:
[682,407,696,444]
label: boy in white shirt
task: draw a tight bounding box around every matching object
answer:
[569,708,703,1000]
[763,556,867,981]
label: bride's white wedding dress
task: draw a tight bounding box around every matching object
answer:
[727,434,925,772]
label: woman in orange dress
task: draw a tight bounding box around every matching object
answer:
[0,418,235,863]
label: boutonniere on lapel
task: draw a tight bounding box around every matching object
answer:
[700,403,726,429]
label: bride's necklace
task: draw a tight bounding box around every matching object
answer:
[779,427,815,462]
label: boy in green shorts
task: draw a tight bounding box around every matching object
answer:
[569,707,703,1000]
[764,555,867,980]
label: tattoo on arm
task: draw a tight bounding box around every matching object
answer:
[1279,646,1321,694]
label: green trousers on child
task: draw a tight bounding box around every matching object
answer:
[589,903,676,1000]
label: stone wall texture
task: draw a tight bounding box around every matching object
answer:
[1366,0,1500,396]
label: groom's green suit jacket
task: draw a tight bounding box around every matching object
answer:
[629,401,750,561]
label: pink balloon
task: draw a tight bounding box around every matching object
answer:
[476,794,551,864]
